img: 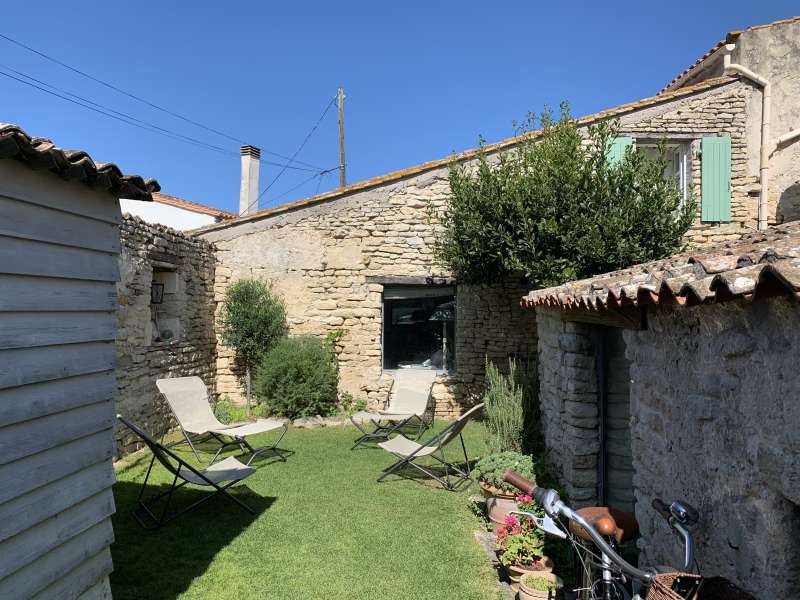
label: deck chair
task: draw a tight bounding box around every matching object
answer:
[156,376,288,465]
[377,402,484,491]
[349,369,437,450]
[117,415,257,529]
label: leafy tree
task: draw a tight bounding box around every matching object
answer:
[434,104,695,287]
[218,279,287,413]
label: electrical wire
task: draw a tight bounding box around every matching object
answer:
[0,31,326,171]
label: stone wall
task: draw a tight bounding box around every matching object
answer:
[623,298,800,599]
[208,170,537,415]
[115,215,217,454]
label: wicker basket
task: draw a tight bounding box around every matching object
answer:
[647,572,703,600]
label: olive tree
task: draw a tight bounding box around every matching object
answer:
[217,279,287,414]
[434,104,695,288]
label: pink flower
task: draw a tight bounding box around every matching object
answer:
[496,527,508,538]
[511,525,522,535]
[516,494,533,504]
[504,515,519,526]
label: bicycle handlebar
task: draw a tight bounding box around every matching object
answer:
[502,470,654,583]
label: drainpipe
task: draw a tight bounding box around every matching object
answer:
[723,45,770,230]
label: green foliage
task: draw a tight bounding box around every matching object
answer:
[472,451,535,494]
[339,392,368,416]
[214,395,249,424]
[495,513,545,568]
[254,335,339,418]
[483,359,524,453]
[522,575,560,592]
[434,104,695,287]
[217,279,288,370]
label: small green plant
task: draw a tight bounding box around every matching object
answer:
[339,392,367,416]
[472,451,536,494]
[522,575,559,592]
[217,279,288,413]
[214,395,249,424]
[254,335,338,418]
[483,359,524,453]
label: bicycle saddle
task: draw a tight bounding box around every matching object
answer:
[569,506,640,544]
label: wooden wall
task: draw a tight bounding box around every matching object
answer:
[0,159,121,599]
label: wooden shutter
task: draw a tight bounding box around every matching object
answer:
[608,137,633,165]
[701,136,731,222]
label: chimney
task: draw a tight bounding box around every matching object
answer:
[239,145,261,215]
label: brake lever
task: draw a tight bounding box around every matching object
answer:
[509,511,567,539]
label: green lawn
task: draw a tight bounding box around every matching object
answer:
[110,422,499,600]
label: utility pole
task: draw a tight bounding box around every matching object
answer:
[337,87,346,188]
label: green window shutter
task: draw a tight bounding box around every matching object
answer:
[701,136,731,222]
[607,137,633,165]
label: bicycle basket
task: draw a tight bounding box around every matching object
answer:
[648,573,702,600]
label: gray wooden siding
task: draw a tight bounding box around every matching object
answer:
[0,159,121,599]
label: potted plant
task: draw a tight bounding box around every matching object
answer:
[519,572,563,600]
[473,451,535,530]
[496,513,553,592]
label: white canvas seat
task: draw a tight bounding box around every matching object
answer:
[350,369,437,449]
[377,402,484,491]
[156,376,288,465]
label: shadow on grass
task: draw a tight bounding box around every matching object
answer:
[378,459,479,490]
[110,480,275,600]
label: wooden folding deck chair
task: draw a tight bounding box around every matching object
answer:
[350,369,437,449]
[156,376,288,465]
[118,415,257,529]
[377,402,484,491]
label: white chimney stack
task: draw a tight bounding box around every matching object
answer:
[239,145,261,215]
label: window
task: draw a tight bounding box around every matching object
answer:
[639,142,691,209]
[382,286,455,372]
[150,266,182,343]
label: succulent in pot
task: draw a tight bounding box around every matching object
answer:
[473,451,536,529]
[519,572,564,600]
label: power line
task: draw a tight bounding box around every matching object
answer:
[0,64,323,172]
[0,31,326,171]
[249,95,336,213]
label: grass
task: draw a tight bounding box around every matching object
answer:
[110,421,500,600]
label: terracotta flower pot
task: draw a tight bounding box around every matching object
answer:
[479,481,518,532]
[505,556,553,592]
[519,571,564,600]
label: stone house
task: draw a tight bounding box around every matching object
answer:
[521,222,800,598]
[0,124,158,599]
[120,192,235,231]
[194,16,800,413]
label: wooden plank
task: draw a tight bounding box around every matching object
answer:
[0,488,115,579]
[0,235,119,282]
[0,195,120,253]
[0,311,116,350]
[33,548,113,600]
[0,429,114,504]
[0,371,116,428]
[0,275,117,312]
[0,399,114,466]
[0,342,115,390]
[0,160,121,224]
[0,522,113,599]
[0,460,114,542]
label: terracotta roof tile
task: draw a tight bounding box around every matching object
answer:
[193,76,738,235]
[152,192,235,219]
[0,123,159,200]
[522,222,800,312]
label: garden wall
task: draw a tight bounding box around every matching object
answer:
[115,215,217,455]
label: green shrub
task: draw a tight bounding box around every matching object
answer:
[339,392,368,416]
[484,359,524,453]
[214,395,249,424]
[254,336,338,418]
[472,451,536,494]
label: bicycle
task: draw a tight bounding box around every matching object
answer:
[502,470,756,600]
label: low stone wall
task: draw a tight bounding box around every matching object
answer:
[624,298,800,598]
[115,215,217,455]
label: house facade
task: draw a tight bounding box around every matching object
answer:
[196,16,800,411]
[120,192,234,230]
[522,222,800,598]
[0,124,157,599]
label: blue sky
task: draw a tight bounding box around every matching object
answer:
[1,2,796,213]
